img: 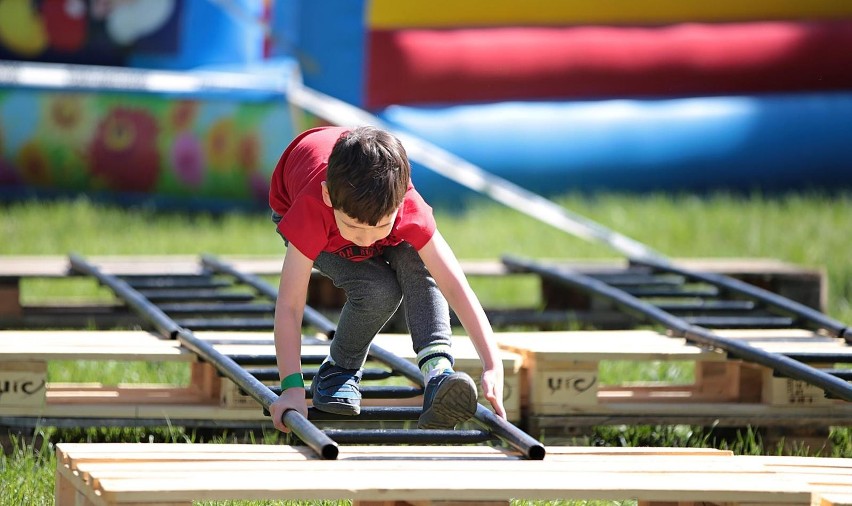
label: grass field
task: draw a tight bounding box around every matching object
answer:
[1,191,851,505]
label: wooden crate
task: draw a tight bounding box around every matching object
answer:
[496,330,727,416]
[497,329,852,417]
[0,330,252,423]
[712,329,850,406]
[0,360,47,408]
[54,443,852,506]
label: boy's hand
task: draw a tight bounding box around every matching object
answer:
[481,367,506,419]
[270,386,308,433]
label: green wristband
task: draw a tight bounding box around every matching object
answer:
[280,372,305,391]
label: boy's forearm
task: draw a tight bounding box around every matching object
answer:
[274,307,304,378]
[449,288,502,371]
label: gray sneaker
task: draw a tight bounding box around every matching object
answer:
[310,361,362,416]
[417,371,478,429]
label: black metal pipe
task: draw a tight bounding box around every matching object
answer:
[174,318,274,330]
[201,254,337,338]
[203,254,547,457]
[121,277,228,289]
[69,254,181,338]
[322,428,494,445]
[175,329,338,460]
[248,367,393,381]
[137,290,255,302]
[503,255,852,403]
[503,256,689,334]
[682,325,852,401]
[267,385,423,399]
[762,351,852,364]
[633,257,850,341]
[306,406,422,421]
[472,405,546,460]
[158,302,276,314]
[201,255,437,386]
[68,254,339,459]
[227,353,326,366]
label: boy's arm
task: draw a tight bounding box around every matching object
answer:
[269,244,314,433]
[418,231,507,419]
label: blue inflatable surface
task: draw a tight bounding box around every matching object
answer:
[379,93,852,203]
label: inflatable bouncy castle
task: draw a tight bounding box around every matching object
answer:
[0,0,293,210]
[275,0,852,203]
[2,1,852,210]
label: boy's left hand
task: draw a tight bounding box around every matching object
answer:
[481,368,506,419]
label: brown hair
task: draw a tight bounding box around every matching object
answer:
[326,126,411,225]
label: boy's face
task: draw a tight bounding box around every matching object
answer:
[322,180,397,247]
[332,208,398,247]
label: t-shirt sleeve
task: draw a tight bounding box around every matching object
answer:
[397,188,437,251]
[277,196,331,260]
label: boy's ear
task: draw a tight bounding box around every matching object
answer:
[320,181,333,207]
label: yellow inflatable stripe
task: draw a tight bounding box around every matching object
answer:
[368,0,852,29]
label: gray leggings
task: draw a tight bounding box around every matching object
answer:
[315,244,452,369]
[273,212,452,369]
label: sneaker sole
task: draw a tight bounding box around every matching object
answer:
[311,398,361,416]
[310,383,361,416]
[417,374,478,429]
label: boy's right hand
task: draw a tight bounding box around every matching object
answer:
[269,386,308,433]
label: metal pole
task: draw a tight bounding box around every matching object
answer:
[503,255,852,403]
[201,254,336,338]
[69,254,181,338]
[634,257,850,342]
[68,254,339,459]
[204,254,547,457]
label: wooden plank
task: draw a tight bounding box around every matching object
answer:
[81,470,818,504]
[0,256,71,277]
[0,331,192,362]
[45,386,208,405]
[71,456,775,476]
[0,402,269,421]
[57,443,852,506]
[495,330,722,361]
[814,492,852,506]
[525,399,852,434]
[713,329,851,357]
[55,443,729,459]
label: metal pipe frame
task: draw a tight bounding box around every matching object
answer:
[632,257,851,342]
[70,254,546,459]
[68,254,339,460]
[202,255,546,459]
[503,255,852,403]
[200,254,336,338]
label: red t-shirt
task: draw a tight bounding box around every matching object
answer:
[269,126,436,261]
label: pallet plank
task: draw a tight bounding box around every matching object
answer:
[56,443,852,506]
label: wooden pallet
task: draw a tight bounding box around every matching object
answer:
[2,329,849,432]
[0,255,827,330]
[494,329,852,433]
[0,330,524,424]
[0,330,269,424]
[54,443,852,506]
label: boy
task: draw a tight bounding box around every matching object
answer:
[268,125,505,432]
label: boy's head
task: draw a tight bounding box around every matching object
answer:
[324,126,411,226]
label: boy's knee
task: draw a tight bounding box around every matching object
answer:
[352,283,402,312]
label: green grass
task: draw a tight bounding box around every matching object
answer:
[1,192,851,505]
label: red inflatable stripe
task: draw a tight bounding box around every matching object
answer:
[365,21,852,108]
